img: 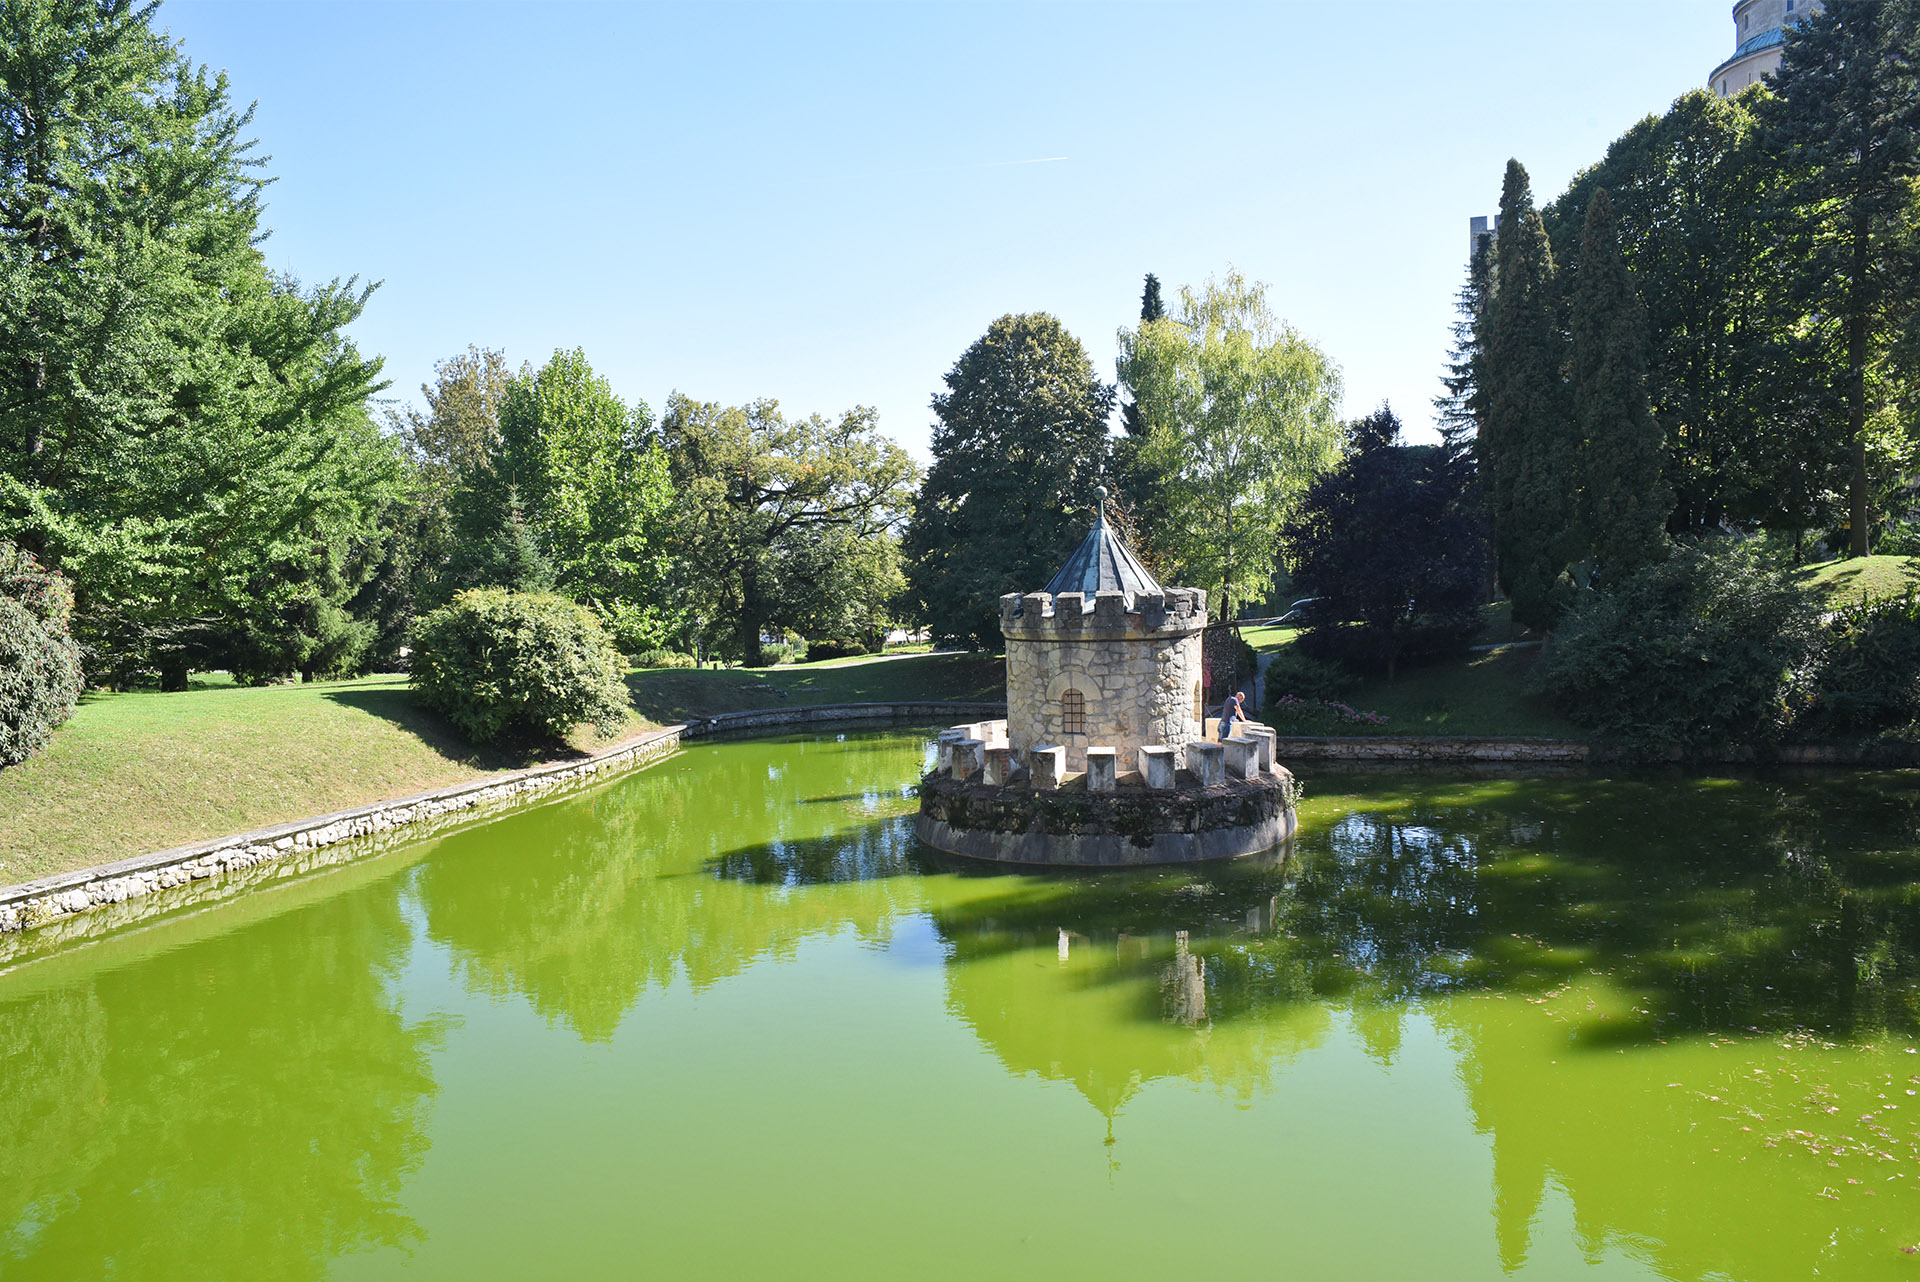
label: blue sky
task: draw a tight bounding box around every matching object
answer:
[162,0,1733,459]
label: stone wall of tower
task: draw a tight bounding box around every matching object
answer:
[999,587,1206,773]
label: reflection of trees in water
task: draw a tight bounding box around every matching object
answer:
[421,732,931,1042]
[0,891,439,1282]
[1264,772,1920,1041]
[923,772,1920,1277]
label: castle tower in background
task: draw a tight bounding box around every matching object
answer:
[1712,0,1824,97]
[1468,4,1827,266]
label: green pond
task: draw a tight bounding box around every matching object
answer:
[8,728,1920,1280]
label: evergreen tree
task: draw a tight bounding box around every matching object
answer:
[1140,273,1166,324]
[1435,235,1493,457]
[904,313,1114,648]
[1479,160,1575,631]
[1569,189,1670,581]
[0,0,398,687]
[1120,273,1167,439]
[1544,92,1809,537]
[1764,0,1920,556]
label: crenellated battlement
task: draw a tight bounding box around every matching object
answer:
[998,586,1207,639]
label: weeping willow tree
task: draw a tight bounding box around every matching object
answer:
[1116,269,1343,618]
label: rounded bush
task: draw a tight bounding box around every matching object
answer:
[411,590,630,745]
[804,638,869,663]
[0,541,84,766]
[1530,542,1822,758]
[631,648,697,670]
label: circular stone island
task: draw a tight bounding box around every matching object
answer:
[915,740,1298,868]
[913,503,1299,868]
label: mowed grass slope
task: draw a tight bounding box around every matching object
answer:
[1793,554,1918,607]
[2,652,1006,883]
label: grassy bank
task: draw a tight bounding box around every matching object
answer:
[1325,645,1581,739]
[1793,554,1917,607]
[1,652,1006,883]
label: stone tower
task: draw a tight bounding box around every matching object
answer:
[1713,0,1823,97]
[998,511,1206,773]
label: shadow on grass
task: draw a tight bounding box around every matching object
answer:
[321,686,588,771]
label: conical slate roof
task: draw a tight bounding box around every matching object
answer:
[1043,512,1163,605]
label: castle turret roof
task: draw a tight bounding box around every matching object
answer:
[1043,512,1163,605]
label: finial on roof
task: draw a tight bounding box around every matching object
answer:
[1095,484,1109,522]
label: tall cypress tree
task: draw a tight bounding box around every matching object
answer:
[1140,273,1166,324]
[1121,273,1168,438]
[1570,189,1670,582]
[1764,0,1920,556]
[1479,160,1575,630]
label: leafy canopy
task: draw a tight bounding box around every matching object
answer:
[1117,269,1342,619]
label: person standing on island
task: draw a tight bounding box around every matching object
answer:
[1217,690,1248,742]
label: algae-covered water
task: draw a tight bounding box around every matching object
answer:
[7,728,1920,1280]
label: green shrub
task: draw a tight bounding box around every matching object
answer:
[804,638,870,662]
[1806,590,1920,736]
[1263,649,1356,705]
[631,648,697,670]
[760,635,807,666]
[1266,695,1389,734]
[1,541,84,766]
[411,590,630,745]
[1530,542,1822,758]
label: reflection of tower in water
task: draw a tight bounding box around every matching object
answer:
[937,877,1321,1157]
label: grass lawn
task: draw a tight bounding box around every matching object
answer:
[1792,554,1918,608]
[3,652,1006,883]
[1329,645,1584,739]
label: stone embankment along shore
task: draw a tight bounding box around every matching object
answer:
[1272,736,1590,763]
[0,701,1008,948]
[1274,736,1920,765]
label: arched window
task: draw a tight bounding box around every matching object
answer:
[1060,689,1087,736]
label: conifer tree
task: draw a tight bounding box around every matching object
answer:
[1140,274,1166,324]
[1764,0,1920,556]
[1570,189,1670,582]
[1435,236,1492,457]
[1479,160,1575,630]
[1121,273,1168,438]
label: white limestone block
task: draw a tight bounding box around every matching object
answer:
[1140,745,1178,789]
[1086,747,1118,793]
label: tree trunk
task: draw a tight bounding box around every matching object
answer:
[158,658,190,693]
[1847,204,1872,559]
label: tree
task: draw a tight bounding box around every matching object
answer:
[1120,274,1167,439]
[0,0,398,687]
[485,349,675,651]
[1569,188,1671,581]
[1545,92,1820,539]
[904,313,1114,649]
[1435,236,1493,456]
[0,538,81,764]
[1765,0,1920,556]
[1285,407,1488,680]
[1117,269,1342,620]
[1479,161,1576,631]
[664,396,916,665]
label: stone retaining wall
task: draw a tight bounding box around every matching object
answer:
[0,700,1007,952]
[1272,736,1591,763]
